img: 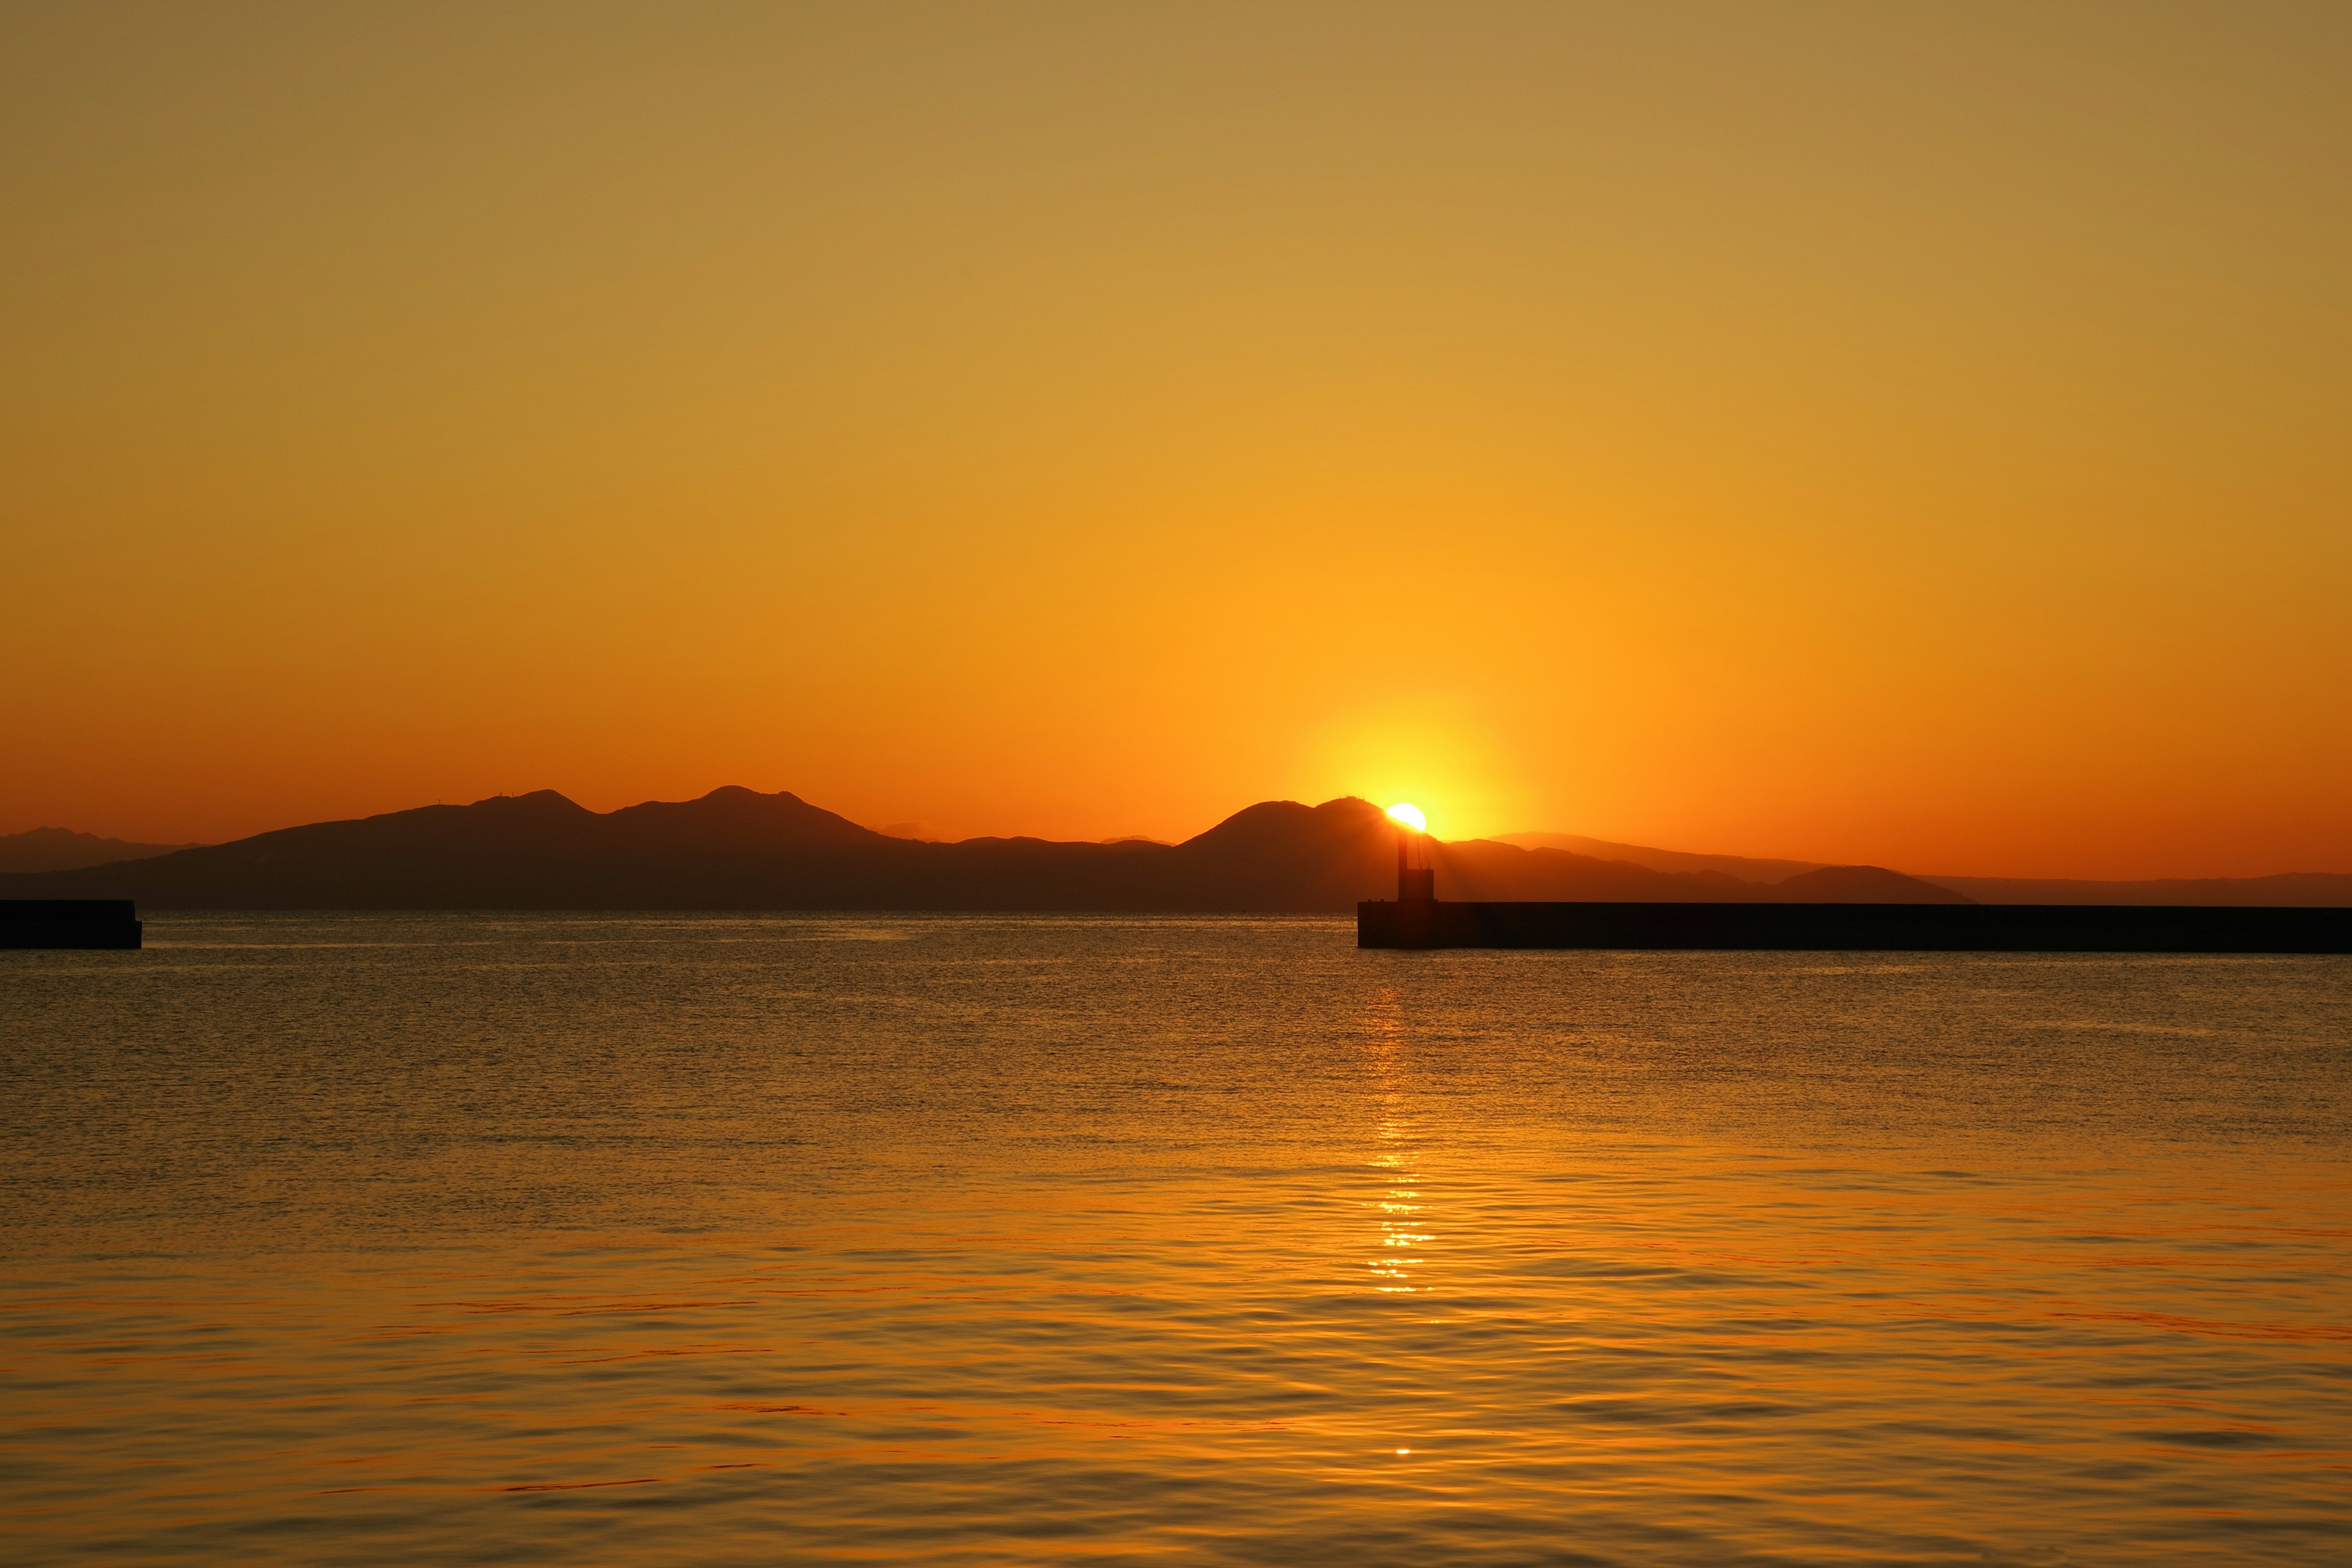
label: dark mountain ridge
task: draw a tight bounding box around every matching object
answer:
[12,785,2329,910]
[2,786,1959,911]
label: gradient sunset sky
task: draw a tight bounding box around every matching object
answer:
[7,3,2346,878]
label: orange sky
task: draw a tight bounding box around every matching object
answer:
[6,4,2347,878]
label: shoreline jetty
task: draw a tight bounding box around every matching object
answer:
[1359,837,2352,953]
[1357,897,2352,951]
[1,900,143,949]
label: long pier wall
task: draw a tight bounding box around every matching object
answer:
[1357,900,2352,953]
[1,900,143,949]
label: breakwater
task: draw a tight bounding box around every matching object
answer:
[1357,900,2352,952]
[1,900,143,949]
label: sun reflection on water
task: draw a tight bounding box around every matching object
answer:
[1362,989,1433,1295]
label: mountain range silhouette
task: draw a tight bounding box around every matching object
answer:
[0,787,1951,910]
[3,787,2343,910]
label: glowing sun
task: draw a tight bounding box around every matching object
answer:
[1385,802,1427,833]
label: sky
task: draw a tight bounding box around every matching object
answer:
[5,2,2347,878]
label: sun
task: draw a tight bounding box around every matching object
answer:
[1385,802,1427,833]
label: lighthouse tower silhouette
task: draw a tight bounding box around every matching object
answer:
[1396,821,1434,902]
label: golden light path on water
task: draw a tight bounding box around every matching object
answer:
[2,913,2347,1564]
[1366,997,1430,1306]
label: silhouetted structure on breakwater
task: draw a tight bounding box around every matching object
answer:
[1,900,142,949]
[1359,825,2351,951]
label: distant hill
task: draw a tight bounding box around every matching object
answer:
[1502,831,2349,907]
[1771,865,1972,903]
[1494,832,1823,883]
[1917,871,2352,907]
[0,826,200,873]
[4,790,2338,910]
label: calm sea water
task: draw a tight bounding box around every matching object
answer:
[2,913,2347,1566]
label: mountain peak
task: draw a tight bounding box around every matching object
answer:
[1771,865,1974,904]
[0,826,203,873]
[606,785,884,847]
[466,790,592,815]
[1180,796,1387,853]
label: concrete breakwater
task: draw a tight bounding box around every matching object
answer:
[1358,900,2352,952]
[1,900,143,949]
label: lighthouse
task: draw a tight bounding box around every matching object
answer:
[1386,802,1434,902]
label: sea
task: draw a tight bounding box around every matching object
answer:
[2,913,2346,1566]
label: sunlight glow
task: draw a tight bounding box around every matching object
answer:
[1385,802,1427,833]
